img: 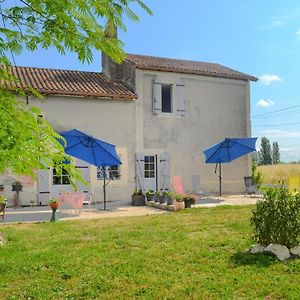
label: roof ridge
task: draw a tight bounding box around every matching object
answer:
[125,53,219,65]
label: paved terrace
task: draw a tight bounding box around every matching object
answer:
[1,195,260,224]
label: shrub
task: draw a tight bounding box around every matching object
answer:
[252,160,263,188]
[146,189,154,195]
[174,193,184,202]
[251,187,300,248]
[133,189,143,196]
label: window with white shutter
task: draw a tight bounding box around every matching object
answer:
[152,78,185,116]
[152,80,162,115]
[176,80,186,116]
[135,153,145,191]
[159,152,170,191]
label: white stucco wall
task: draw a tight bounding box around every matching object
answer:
[140,70,252,194]
[1,96,137,206]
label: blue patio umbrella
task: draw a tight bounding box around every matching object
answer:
[59,129,121,210]
[203,137,257,196]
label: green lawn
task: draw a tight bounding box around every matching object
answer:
[0,206,300,299]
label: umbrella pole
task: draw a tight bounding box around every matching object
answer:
[103,167,106,210]
[219,163,222,197]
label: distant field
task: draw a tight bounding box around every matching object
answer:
[257,163,300,184]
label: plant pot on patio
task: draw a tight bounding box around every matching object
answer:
[146,190,155,202]
[49,199,60,222]
[132,190,145,206]
[174,194,185,211]
[154,192,160,203]
[183,195,196,209]
[165,192,175,205]
[159,192,167,204]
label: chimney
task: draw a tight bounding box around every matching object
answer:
[101,24,136,92]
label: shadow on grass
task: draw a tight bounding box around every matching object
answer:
[230,251,276,267]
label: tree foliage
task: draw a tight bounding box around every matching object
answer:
[272,141,280,164]
[259,137,272,165]
[0,0,151,183]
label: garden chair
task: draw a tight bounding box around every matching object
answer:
[191,175,211,198]
[172,176,185,194]
[59,192,85,215]
[244,176,262,197]
[0,202,6,222]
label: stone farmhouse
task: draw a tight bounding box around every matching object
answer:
[2,53,257,205]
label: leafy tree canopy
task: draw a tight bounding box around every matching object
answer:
[0,0,151,184]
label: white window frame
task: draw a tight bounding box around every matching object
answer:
[161,84,173,114]
[52,166,71,185]
[97,165,121,180]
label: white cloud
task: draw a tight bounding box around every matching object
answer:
[273,20,283,27]
[261,130,300,138]
[259,74,282,85]
[256,99,275,107]
[279,147,300,162]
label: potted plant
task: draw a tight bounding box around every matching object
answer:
[159,192,167,204]
[154,191,160,203]
[49,198,60,222]
[12,181,23,192]
[0,184,4,192]
[131,189,145,206]
[145,189,155,202]
[174,193,185,211]
[183,194,196,208]
[165,191,175,205]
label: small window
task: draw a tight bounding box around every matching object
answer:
[53,167,70,185]
[144,156,155,178]
[97,166,121,180]
[161,84,172,113]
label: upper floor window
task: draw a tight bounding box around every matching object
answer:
[153,79,185,116]
[161,84,172,113]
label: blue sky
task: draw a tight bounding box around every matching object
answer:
[8,0,300,161]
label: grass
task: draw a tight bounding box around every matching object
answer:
[0,206,300,299]
[258,163,300,184]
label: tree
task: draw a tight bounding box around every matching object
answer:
[0,0,152,182]
[259,137,272,165]
[272,141,280,164]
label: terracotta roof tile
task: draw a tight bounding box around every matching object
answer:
[125,53,257,82]
[3,66,137,100]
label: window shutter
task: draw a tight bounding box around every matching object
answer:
[37,168,51,205]
[136,153,145,192]
[159,152,170,191]
[153,80,162,115]
[176,80,186,116]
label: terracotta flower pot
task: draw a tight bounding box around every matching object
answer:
[49,202,59,209]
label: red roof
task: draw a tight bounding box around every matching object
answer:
[125,53,257,81]
[3,66,137,100]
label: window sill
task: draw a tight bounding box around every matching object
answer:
[156,113,182,119]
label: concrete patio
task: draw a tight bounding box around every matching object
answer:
[1,195,261,224]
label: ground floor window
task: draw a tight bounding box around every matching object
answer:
[144,156,155,178]
[97,166,121,180]
[53,167,70,185]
